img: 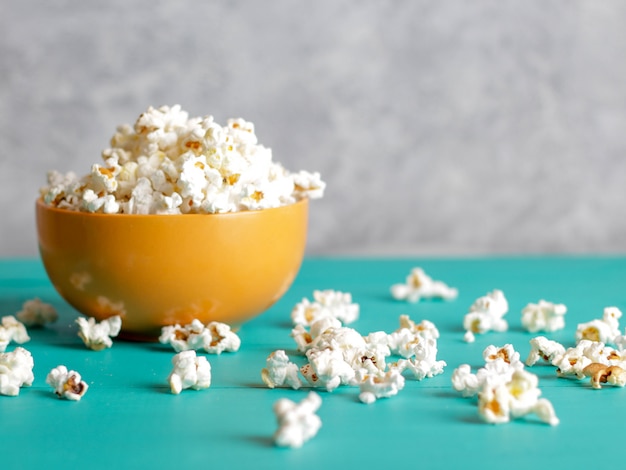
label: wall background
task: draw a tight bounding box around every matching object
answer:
[2,0,626,256]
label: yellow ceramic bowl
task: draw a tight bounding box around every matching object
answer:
[36,198,308,340]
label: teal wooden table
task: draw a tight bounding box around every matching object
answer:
[2,257,625,469]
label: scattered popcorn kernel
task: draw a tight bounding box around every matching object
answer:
[168,350,212,394]
[582,363,626,389]
[159,320,240,354]
[303,347,355,392]
[262,350,302,390]
[478,369,558,426]
[46,365,89,401]
[76,315,122,351]
[203,321,241,354]
[0,316,30,353]
[291,290,359,326]
[359,369,405,404]
[41,105,325,214]
[525,336,566,367]
[463,290,508,342]
[273,392,322,448]
[390,267,458,303]
[0,347,34,396]
[576,307,622,345]
[15,298,58,327]
[159,319,206,352]
[521,300,567,333]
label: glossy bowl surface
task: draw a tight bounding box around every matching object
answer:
[36,199,308,339]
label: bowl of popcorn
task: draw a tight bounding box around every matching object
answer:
[36,105,325,340]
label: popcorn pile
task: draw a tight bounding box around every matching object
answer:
[159,319,241,354]
[390,267,458,303]
[41,105,325,215]
[262,290,446,404]
[451,344,559,425]
[524,307,626,390]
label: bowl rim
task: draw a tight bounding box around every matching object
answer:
[35,197,309,219]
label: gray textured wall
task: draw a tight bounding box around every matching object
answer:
[2,0,626,256]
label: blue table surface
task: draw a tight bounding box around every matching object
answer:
[1,256,625,469]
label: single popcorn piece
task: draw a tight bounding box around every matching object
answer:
[159,319,207,352]
[525,336,566,367]
[168,350,212,394]
[582,363,626,389]
[41,105,325,215]
[0,316,31,353]
[159,319,241,354]
[302,347,355,392]
[273,392,322,448]
[390,267,458,303]
[478,369,559,426]
[76,315,122,351]
[359,369,405,404]
[463,290,509,342]
[521,300,567,333]
[291,290,359,326]
[0,347,34,396]
[203,321,241,354]
[262,350,302,390]
[576,307,622,345]
[15,298,58,327]
[46,365,89,401]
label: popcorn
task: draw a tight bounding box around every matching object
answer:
[76,315,122,351]
[462,290,508,342]
[15,298,58,327]
[451,344,523,397]
[552,341,594,379]
[168,350,212,394]
[390,267,458,303]
[0,347,34,396]
[262,350,302,390]
[41,105,325,214]
[273,392,322,448]
[390,332,446,381]
[0,316,30,353]
[46,365,89,401]
[291,290,359,326]
[203,321,241,354]
[525,336,566,367]
[478,369,559,426]
[582,363,626,389]
[302,346,355,392]
[159,319,241,354]
[576,307,622,345]
[359,369,405,404]
[521,300,567,333]
[388,315,440,358]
